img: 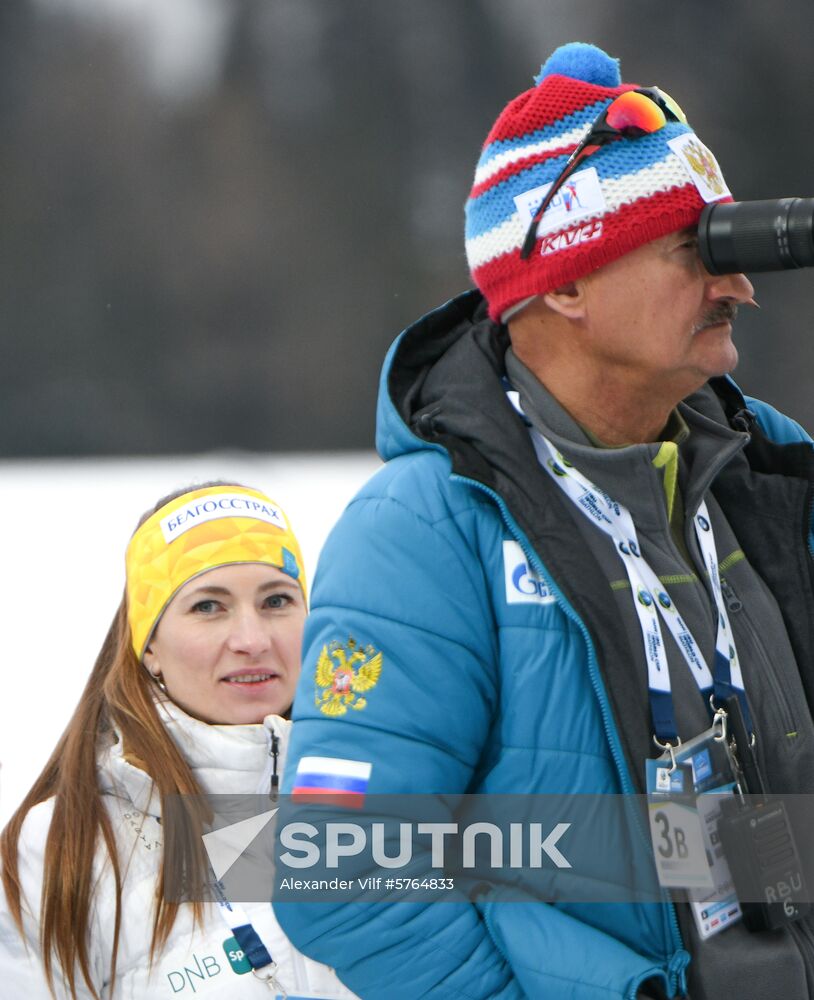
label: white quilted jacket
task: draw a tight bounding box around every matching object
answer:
[0,701,358,999]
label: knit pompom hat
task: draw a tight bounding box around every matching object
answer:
[465,43,732,323]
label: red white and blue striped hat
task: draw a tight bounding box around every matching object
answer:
[465,43,733,323]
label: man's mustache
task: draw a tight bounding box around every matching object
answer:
[693,301,738,334]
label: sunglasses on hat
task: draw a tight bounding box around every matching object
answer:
[519,87,687,260]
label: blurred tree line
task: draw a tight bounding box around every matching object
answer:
[2,0,813,457]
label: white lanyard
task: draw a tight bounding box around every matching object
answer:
[507,391,752,742]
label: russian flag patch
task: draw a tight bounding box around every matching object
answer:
[292,756,372,809]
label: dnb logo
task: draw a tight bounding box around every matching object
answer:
[503,540,556,606]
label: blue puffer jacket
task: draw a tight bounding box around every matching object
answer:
[276,290,814,1000]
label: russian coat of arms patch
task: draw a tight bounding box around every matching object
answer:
[315,637,383,716]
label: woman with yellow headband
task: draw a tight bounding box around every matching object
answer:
[0,483,357,999]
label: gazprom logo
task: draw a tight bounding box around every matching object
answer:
[503,540,555,606]
[160,493,287,543]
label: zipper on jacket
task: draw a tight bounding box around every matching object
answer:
[626,950,690,1000]
[270,731,280,801]
[720,576,742,614]
[730,407,756,435]
[720,576,797,739]
[452,473,686,970]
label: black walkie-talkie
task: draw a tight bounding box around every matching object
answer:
[716,696,810,931]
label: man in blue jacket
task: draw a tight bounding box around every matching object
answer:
[275,43,814,998]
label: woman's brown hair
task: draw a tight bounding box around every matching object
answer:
[0,483,251,998]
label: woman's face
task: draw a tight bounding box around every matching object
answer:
[142,563,306,725]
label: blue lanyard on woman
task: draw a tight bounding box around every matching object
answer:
[211,876,287,996]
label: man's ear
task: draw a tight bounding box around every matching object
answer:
[542,280,587,321]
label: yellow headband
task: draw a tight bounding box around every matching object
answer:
[125,485,307,660]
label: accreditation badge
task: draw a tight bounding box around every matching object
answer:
[647,755,712,890]
[646,726,744,938]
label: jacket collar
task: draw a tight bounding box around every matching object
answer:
[505,346,749,531]
[97,698,290,818]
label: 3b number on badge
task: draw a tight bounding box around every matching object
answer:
[647,798,713,889]
[653,809,690,859]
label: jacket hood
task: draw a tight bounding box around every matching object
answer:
[376,288,562,517]
[376,288,500,462]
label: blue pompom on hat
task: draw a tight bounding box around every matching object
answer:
[534,42,621,88]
